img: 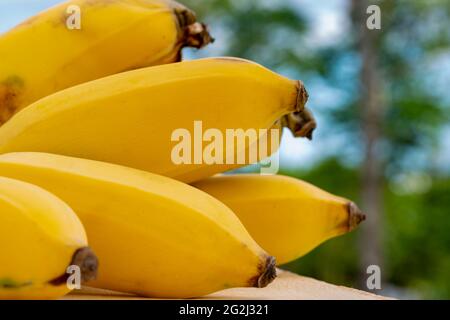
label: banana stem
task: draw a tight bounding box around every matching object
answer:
[174,5,214,49]
[252,256,277,288]
[48,247,98,286]
[281,81,317,140]
[296,80,309,112]
[282,108,317,140]
[184,23,215,49]
[347,202,366,231]
[173,4,197,28]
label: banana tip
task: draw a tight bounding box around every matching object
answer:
[73,247,99,283]
[283,109,317,140]
[296,80,309,111]
[185,22,214,48]
[347,202,366,231]
[47,247,98,286]
[254,256,277,288]
[292,81,317,139]
[297,113,317,140]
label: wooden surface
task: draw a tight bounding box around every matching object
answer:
[65,270,390,300]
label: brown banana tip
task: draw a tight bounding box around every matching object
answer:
[282,108,317,140]
[47,247,98,286]
[173,6,197,28]
[173,4,214,48]
[185,22,214,48]
[296,113,317,140]
[347,202,366,231]
[254,256,277,288]
[296,80,309,112]
[280,81,316,139]
[72,247,99,283]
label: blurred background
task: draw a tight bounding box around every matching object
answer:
[1,0,449,299]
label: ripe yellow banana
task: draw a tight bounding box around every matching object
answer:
[0,57,316,183]
[0,0,213,124]
[193,174,366,265]
[0,152,277,298]
[0,176,97,299]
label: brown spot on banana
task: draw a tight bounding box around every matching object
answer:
[0,76,24,125]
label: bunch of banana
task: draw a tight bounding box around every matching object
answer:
[0,152,276,298]
[193,174,366,265]
[0,0,213,124]
[0,176,97,299]
[0,0,366,301]
[0,57,316,183]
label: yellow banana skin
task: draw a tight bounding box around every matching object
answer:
[0,177,97,299]
[0,0,213,124]
[193,174,366,265]
[0,57,315,183]
[0,152,277,298]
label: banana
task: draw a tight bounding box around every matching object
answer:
[0,0,213,124]
[193,174,366,265]
[0,57,316,183]
[0,176,97,299]
[0,152,277,298]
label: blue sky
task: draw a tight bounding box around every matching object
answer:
[0,0,63,32]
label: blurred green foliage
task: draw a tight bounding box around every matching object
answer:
[183,0,450,298]
[282,161,450,299]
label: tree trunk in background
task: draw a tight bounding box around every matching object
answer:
[351,0,384,291]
